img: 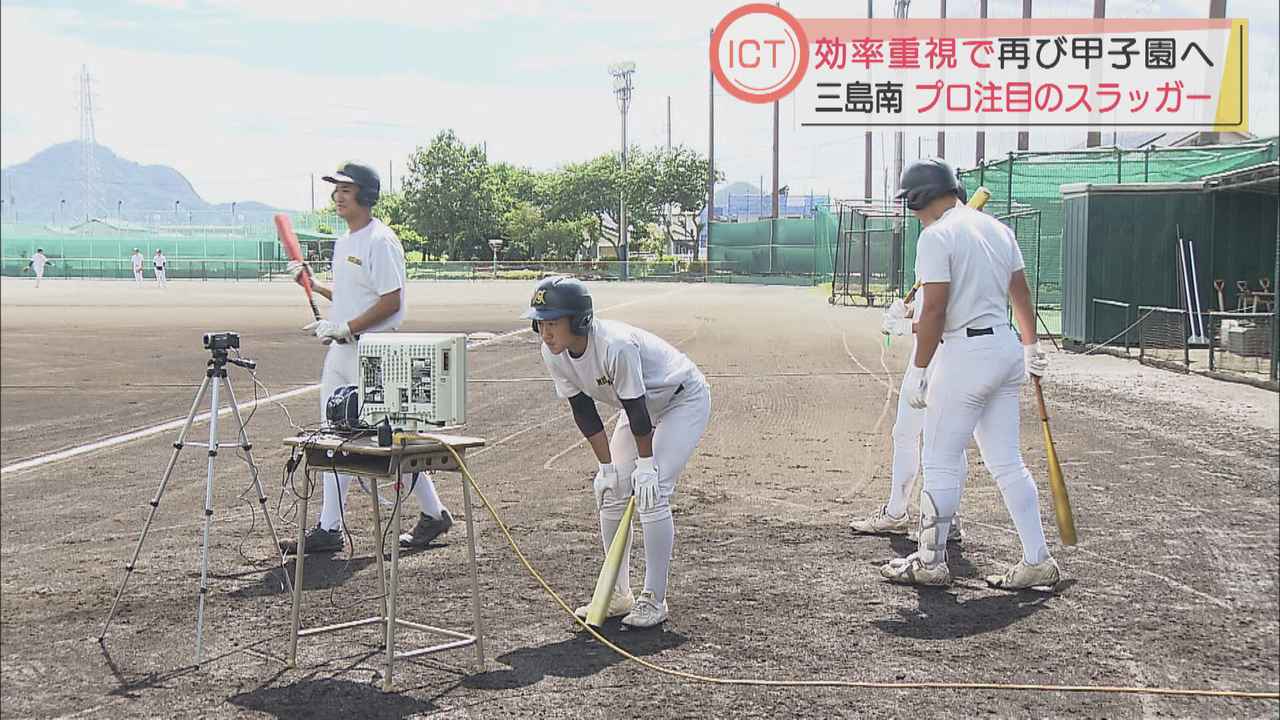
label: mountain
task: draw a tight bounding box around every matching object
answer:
[715,181,760,206]
[0,142,283,224]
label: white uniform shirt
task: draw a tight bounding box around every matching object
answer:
[543,318,702,416]
[914,204,1024,333]
[30,253,48,272]
[131,253,144,272]
[330,218,406,332]
[154,253,166,269]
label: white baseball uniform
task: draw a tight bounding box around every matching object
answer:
[29,252,48,287]
[153,252,167,287]
[315,218,445,531]
[543,318,711,604]
[131,252,144,285]
[914,204,1050,567]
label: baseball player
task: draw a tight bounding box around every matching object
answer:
[524,276,711,628]
[26,248,51,287]
[848,288,964,544]
[131,248,145,286]
[153,249,167,288]
[880,159,1060,591]
[280,161,453,555]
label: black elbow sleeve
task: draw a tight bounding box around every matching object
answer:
[568,393,605,437]
[619,396,653,437]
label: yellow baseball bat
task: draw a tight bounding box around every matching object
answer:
[585,496,635,627]
[1032,376,1077,545]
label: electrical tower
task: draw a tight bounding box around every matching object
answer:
[77,64,102,221]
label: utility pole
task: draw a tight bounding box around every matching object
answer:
[310,173,315,212]
[705,28,715,265]
[772,99,780,219]
[667,96,672,150]
[1017,0,1032,151]
[975,0,989,165]
[1086,0,1105,148]
[864,0,874,200]
[388,159,394,194]
[937,0,946,158]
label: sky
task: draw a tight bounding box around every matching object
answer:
[2,0,1277,210]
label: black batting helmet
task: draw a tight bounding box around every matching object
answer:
[895,158,962,211]
[323,161,381,207]
[522,276,593,336]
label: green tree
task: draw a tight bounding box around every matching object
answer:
[401,130,499,261]
[654,146,718,261]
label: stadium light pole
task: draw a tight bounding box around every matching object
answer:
[609,61,636,281]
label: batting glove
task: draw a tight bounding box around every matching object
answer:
[881,315,913,337]
[286,259,313,287]
[885,298,910,320]
[904,364,929,410]
[1023,341,1048,379]
[592,463,623,509]
[303,319,353,344]
[631,457,660,512]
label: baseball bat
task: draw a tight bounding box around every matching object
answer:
[887,186,994,346]
[584,496,635,628]
[273,213,321,322]
[1032,376,1077,546]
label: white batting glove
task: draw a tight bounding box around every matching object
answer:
[303,319,353,344]
[1023,341,1048,379]
[904,364,929,409]
[885,298,910,320]
[286,259,312,286]
[592,463,625,509]
[881,315,912,337]
[631,457,660,512]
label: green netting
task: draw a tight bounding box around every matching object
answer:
[707,210,839,279]
[950,138,1279,311]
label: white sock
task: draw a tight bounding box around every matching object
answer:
[641,516,675,604]
[599,512,632,597]
[997,471,1051,565]
[411,472,445,518]
[318,472,350,531]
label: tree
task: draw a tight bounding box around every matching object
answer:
[371,191,428,257]
[546,150,660,260]
[653,146,718,260]
[401,130,499,261]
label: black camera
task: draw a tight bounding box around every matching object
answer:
[202,332,241,351]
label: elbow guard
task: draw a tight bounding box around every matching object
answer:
[568,393,605,437]
[619,396,653,437]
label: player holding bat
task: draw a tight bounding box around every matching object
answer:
[525,276,710,628]
[279,162,453,555]
[879,159,1062,591]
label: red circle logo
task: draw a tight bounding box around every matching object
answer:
[710,4,809,104]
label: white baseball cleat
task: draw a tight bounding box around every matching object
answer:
[908,516,965,544]
[849,505,911,536]
[879,552,952,587]
[620,590,668,629]
[985,557,1062,592]
[574,590,635,621]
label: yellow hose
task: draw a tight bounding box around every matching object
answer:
[442,445,1278,702]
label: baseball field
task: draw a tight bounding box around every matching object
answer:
[1,278,1277,719]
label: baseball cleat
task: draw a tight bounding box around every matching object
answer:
[279,525,344,555]
[985,557,1062,592]
[849,505,911,536]
[574,590,635,622]
[399,509,453,548]
[879,552,952,586]
[620,590,668,629]
[908,516,965,544]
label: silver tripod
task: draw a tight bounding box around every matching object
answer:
[99,338,292,664]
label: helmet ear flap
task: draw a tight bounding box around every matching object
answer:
[572,310,593,335]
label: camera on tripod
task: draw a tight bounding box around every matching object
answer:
[202,331,240,351]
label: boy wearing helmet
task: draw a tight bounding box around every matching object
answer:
[524,276,711,628]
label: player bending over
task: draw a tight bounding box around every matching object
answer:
[524,276,711,628]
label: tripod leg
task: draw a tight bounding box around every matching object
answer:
[100,375,211,643]
[221,376,292,593]
[194,373,222,665]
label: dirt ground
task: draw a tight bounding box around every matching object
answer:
[1,277,1277,719]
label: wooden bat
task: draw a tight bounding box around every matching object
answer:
[585,496,635,628]
[1032,376,1077,546]
[274,213,321,322]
